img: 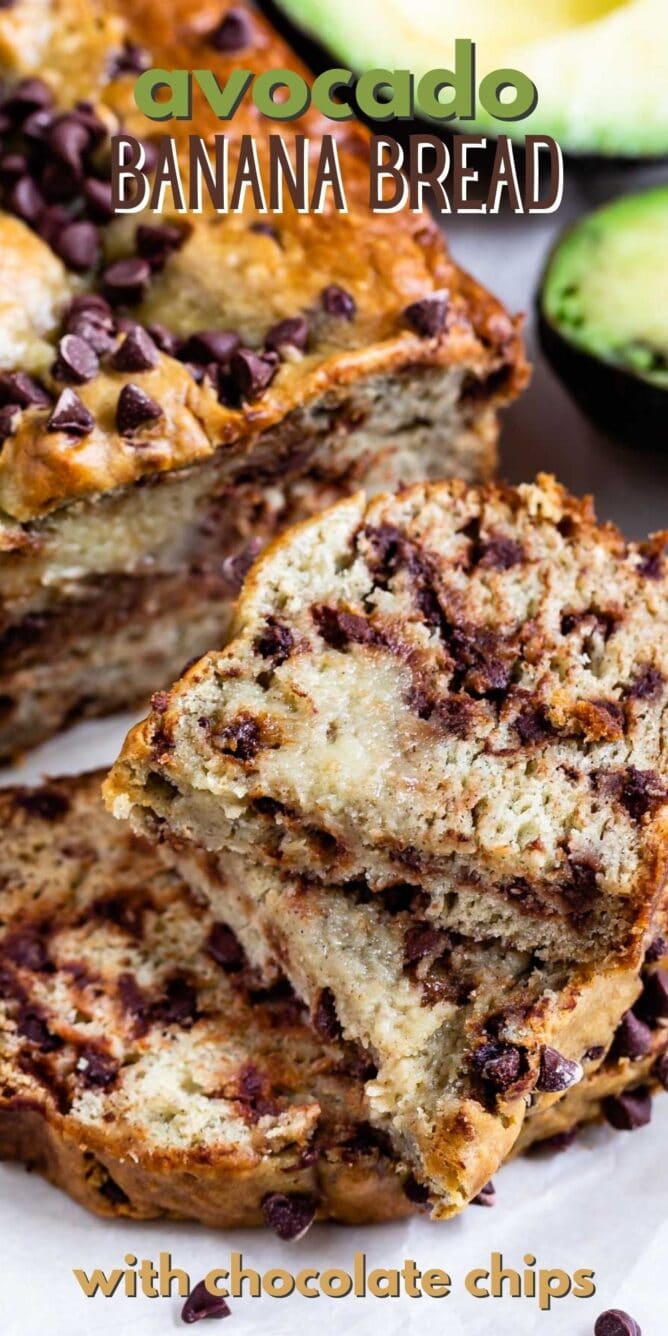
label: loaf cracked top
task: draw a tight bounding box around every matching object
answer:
[0,0,527,525]
[108,474,668,965]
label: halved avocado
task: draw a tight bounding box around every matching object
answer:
[538,186,668,448]
[276,0,668,158]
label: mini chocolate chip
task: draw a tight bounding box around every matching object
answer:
[594,1310,642,1336]
[603,1087,652,1131]
[655,1050,668,1090]
[404,292,449,336]
[230,347,278,399]
[102,257,151,305]
[53,220,100,272]
[472,1180,496,1207]
[645,935,667,963]
[536,1047,583,1093]
[403,1174,430,1204]
[206,923,245,973]
[110,325,159,372]
[0,371,50,408]
[47,114,89,170]
[0,151,28,183]
[181,1279,231,1324]
[67,316,116,355]
[250,220,279,241]
[135,221,187,270]
[108,40,151,78]
[47,388,94,436]
[208,7,253,51]
[1,78,53,121]
[313,987,342,1040]
[54,333,99,384]
[582,1045,605,1062]
[0,403,20,442]
[7,174,44,222]
[37,204,70,245]
[254,617,294,665]
[116,383,163,435]
[265,316,309,354]
[77,1048,118,1088]
[262,1192,317,1242]
[320,283,356,320]
[83,177,114,220]
[181,329,240,366]
[610,1011,653,1060]
[636,968,668,1026]
[146,323,184,357]
[21,108,53,143]
[473,1041,522,1092]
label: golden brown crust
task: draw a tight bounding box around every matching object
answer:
[0,0,528,522]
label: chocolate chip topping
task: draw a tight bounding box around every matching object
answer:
[320,284,356,320]
[404,293,449,337]
[206,923,245,973]
[0,371,50,408]
[110,325,159,372]
[102,257,151,305]
[208,7,253,52]
[262,1192,317,1242]
[54,333,99,384]
[594,1309,642,1336]
[135,221,187,271]
[603,1087,652,1131]
[472,1180,496,1207]
[645,935,667,963]
[47,388,94,436]
[312,987,342,1040]
[472,1041,522,1093]
[636,968,668,1027]
[536,1046,583,1093]
[83,177,114,221]
[265,316,309,354]
[116,383,163,435]
[230,347,279,400]
[52,220,100,272]
[181,1279,231,1324]
[8,173,43,222]
[610,1010,653,1060]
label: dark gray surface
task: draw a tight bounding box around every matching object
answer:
[444,163,668,537]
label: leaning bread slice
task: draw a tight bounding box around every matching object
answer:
[2,774,666,1226]
[156,840,650,1215]
[107,475,668,969]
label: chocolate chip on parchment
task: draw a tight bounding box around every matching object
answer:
[320,283,356,320]
[102,256,151,305]
[181,1278,231,1324]
[265,316,309,354]
[116,383,163,434]
[53,219,100,272]
[594,1310,642,1336]
[110,325,159,372]
[404,292,448,336]
[603,1088,652,1131]
[230,348,278,399]
[54,333,99,384]
[47,388,94,436]
[472,1180,496,1207]
[536,1047,583,1093]
[262,1192,317,1242]
[208,7,253,52]
[610,1011,653,1060]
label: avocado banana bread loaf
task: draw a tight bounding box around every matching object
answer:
[2,772,666,1227]
[0,0,526,760]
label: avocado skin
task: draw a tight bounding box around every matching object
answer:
[538,306,668,450]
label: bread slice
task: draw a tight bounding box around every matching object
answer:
[108,475,668,969]
[2,773,666,1228]
[0,0,527,759]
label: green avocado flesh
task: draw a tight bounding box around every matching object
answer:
[278,0,668,157]
[542,187,668,387]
